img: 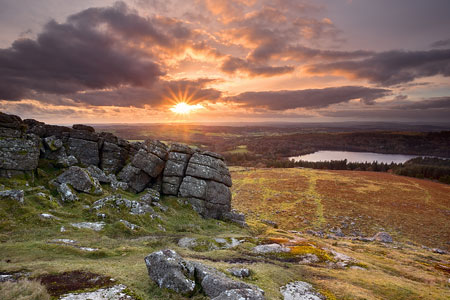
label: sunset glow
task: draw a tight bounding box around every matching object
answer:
[0,0,448,123]
[169,102,204,114]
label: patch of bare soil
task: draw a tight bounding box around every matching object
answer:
[36,270,114,296]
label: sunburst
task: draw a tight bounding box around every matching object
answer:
[166,84,205,115]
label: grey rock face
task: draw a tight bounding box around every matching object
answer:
[144,249,196,295]
[44,136,63,151]
[169,143,195,154]
[100,142,126,174]
[86,165,110,183]
[57,166,102,194]
[72,124,95,132]
[145,249,264,299]
[0,189,25,204]
[162,176,182,195]
[185,153,232,187]
[373,231,393,243]
[212,288,265,300]
[140,188,161,203]
[67,138,99,166]
[223,210,247,227]
[193,262,263,299]
[59,284,135,300]
[120,219,140,230]
[117,164,151,193]
[280,281,325,300]
[228,268,251,278]
[252,244,290,254]
[178,176,231,219]
[0,134,40,171]
[71,221,105,231]
[143,139,169,160]
[179,176,207,199]
[57,183,79,202]
[131,149,165,178]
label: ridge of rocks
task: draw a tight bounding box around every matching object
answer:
[0,112,238,221]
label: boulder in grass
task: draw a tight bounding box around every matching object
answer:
[280,281,325,300]
[212,288,265,300]
[56,166,102,195]
[0,189,24,204]
[373,232,393,243]
[144,249,196,296]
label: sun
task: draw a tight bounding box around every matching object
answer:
[169,102,204,114]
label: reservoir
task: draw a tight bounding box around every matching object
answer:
[289,151,420,164]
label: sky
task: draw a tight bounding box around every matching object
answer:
[0,0,449,124]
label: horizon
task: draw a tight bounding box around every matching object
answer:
[1,0,449,123]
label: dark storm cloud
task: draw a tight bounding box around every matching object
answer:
[228,86,391,110]
[394,97,450,110]
[0,1,202,101]
[306,49,450,86]
[221,56,294,77]
[70,78,222,107]
[430,38,450,48]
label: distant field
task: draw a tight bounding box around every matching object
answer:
[231,168,450,250]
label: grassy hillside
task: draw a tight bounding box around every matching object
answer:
[0,169,449,299]
[231,167,450,250]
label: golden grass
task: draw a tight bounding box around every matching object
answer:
[0,280,50,300]
[231,168,450,250]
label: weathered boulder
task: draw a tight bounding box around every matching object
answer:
[280,281,325,300]
[131,149,165,178]
[162,176,182,195]
[253,244,290,254]
[228,268,251,278]
[67,138,99,166]
[185,152,231,186]
[43,136,63,151]
[57,182,79,202]
[178,176,231,219]
[212,288,265,300]
[161,144,194,195]
[100,141,126,174]
[86,165,110,183]
[193,262,263,299]
[145,250,264,299]
[373,231,393,243]
[0,189,25,204]
[144,249,196,295]
[0,112,23,129]
[117,164,151,193]
[0,130,40,173]
[72,124,95,132]
[143,139,169,160]
[56,166,102,194]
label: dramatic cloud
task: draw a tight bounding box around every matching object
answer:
[221,56,294,76]
[228,86,391,110]
[70,78,222,107]
[0,2,169,100]
[431,38,450,48]
[0,0,449,123]
[305,49,450,86]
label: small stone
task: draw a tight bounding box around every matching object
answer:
[280,281,325,300]
[373,232,393,243]
[71,222,105,231]
[252,243,290,254]
[228,268,251,278]
[0,189,24,204]
[120,219,140,230]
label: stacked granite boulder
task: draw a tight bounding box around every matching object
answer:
[0,112,236,221]
[178,151,232,219]
[0,112,40,178]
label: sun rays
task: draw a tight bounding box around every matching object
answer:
[166,84,206,115]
